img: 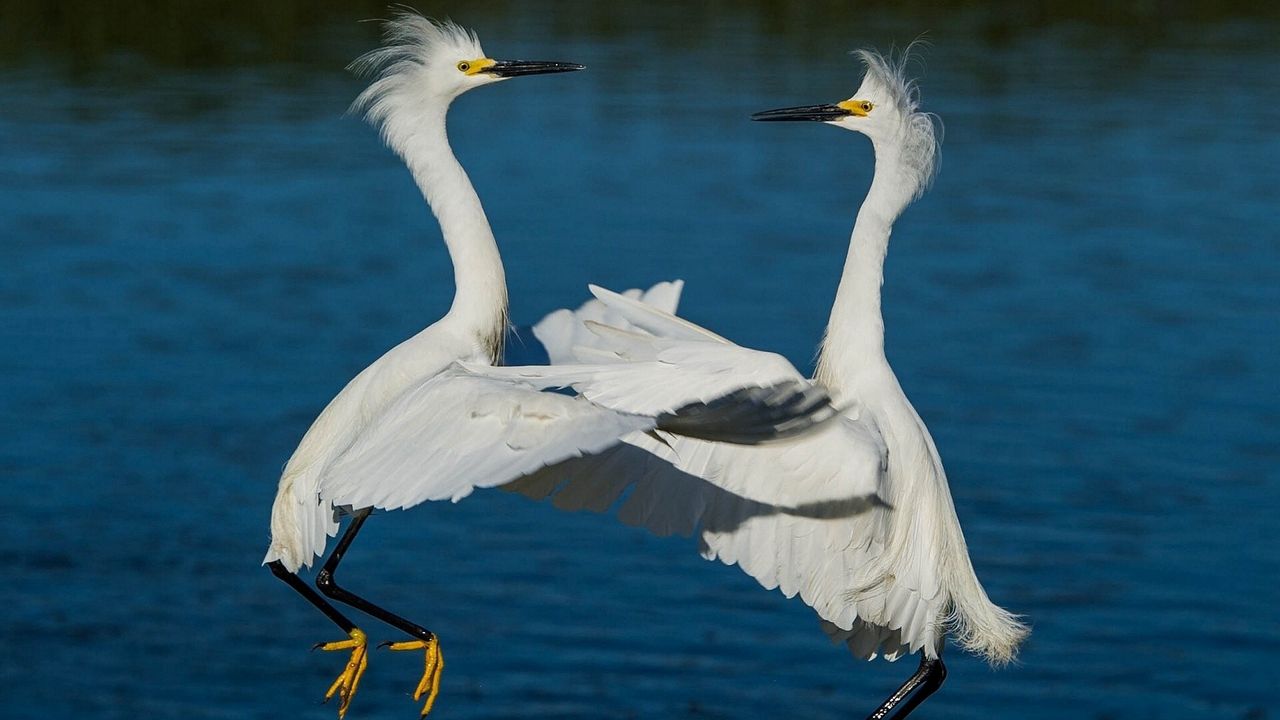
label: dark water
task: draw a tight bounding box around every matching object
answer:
[3,3,1278,718]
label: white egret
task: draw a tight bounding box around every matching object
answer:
[263,14,839,718]
[504,50,1029,719]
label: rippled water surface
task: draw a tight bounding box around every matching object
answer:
[2,3,1278,719]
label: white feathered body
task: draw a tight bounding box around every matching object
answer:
[262,18,520,572]
[805,363,1021,663]
[518,49,1026,665]
[265,318,490,572]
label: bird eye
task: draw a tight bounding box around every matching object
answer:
[457,61,470,72]
[861,101,874,113]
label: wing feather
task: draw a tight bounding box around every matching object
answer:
[584,284,728,343]
[532,280,684,364]
[317,368,654,511]
[506,283,946,660]
[470,342,811,419]
[504,431,943,661]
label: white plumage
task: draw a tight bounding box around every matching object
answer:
[263,14,839,577]
[509,50,1028,668]
[506,286,887,509]
[263,15,1020,718]
[316,368,653,511]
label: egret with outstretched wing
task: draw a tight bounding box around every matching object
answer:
[261,16,584,717]
[512,50,1029,720]
[262,14,838,718]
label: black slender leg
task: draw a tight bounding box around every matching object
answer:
[863,656,947,720]
[315,508,436,642]
[267,559,357,633]
[883,657,945,720]
[317,509,445,715]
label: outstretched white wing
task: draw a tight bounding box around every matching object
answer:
[505,430,927,661]
[318,355,841,515]
[316,367,655,511]
[505,284,923,660]
[472,343,831,440]
[266,292,842,573]
[497,285,886,508]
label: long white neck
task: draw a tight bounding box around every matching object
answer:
[814,140,916,393]
[401,102,508,361]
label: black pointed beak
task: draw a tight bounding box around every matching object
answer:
[482,60,585,78]
[751,104,852,122]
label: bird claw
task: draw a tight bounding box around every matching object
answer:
[316,628,369,719]
[384,635,445,716]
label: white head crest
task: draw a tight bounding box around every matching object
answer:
[753,46,941,200]
[350,14,493,118]
[841,48,940,199]
[348,11,583,163]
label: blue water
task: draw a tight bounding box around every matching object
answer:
[3,5,1278,719]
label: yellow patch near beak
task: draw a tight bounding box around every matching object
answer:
[837,99,875,117]
[458,58,496,75]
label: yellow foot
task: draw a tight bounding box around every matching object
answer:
[314,628,369,719]
[382,635,444,716]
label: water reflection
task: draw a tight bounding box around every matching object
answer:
[2,3,1277,719]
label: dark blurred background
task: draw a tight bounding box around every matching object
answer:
[2,1,1277,718]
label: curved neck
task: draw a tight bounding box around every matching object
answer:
[815,142,915,392]
[401,104,508,361]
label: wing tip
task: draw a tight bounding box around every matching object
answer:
[654,381,838,444]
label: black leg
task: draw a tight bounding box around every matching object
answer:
[864,656,947,720]
[315,508,436,642]
[267,559,357,633]
[269,535,375,717]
